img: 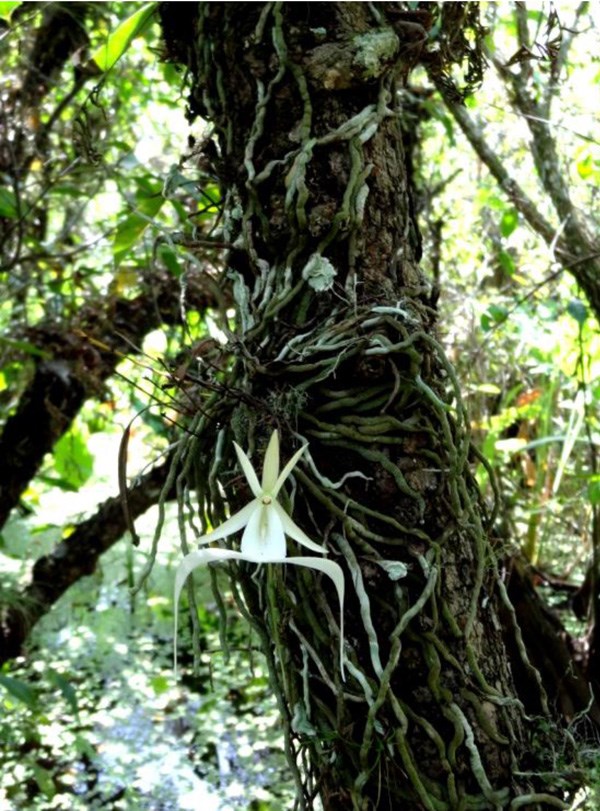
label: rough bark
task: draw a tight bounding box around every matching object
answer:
[160,3,576,809]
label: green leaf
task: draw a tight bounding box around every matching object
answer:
[90,2,157,72]
[576,153,593,179]
[113,183,164,267]
[588,476,600,506]
[36,474,81,492]
[567,298,588,326]
[481,304,508,331]
[150,675,170,695]
[158,245,182,277]
[473,383,502,395]
[0,1,21,22]
[499,208,519,238]
[32,764,56,799]
[0,335,51,358]
[498,250,515,276]
[47,670,79,717]
[52,427,94,490]
[0,186,18,217]
[0,674,38,708]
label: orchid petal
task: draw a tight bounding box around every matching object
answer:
[274,500,328,555]
[261,429,280,492]
[233,441,262,497]
[273,443,308,498]
[242,499,286,559]
[286,556,346,681]
[195,500,258,545]
[174,548,249,673]
[174,547,346,680]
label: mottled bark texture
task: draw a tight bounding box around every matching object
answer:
[160,4,574,808]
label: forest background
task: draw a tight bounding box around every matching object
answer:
[0,2,599,809]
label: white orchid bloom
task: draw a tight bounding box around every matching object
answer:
[174,430,345,678]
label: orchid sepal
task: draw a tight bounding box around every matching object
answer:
[273,443,308,497]
[194,500,258,546]
[233,441,262,498]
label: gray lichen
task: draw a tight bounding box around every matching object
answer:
[352,29,399,80]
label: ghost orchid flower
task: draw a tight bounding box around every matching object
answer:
[174,430,345,678]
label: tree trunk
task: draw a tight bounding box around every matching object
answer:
[160,4,575,807]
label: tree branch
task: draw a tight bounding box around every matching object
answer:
[0,458,173,665]
[0,268,215,530]
[432,76,600,321]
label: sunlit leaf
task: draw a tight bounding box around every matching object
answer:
[576,153,593,179]
[588,476,600,506]
[498,250,515,276]
[150,675,170,695]
[499,208,518,238]
[52,427,94,490]
[113,183,164,267]
[32,764,55,799]
[0,186,17,217]
[0,674,37,708]
[472,383,502,395]
[481,304,508,332]
[0,1,21,22]
[90,2,158,72]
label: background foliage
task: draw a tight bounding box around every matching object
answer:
[0,2,598,808]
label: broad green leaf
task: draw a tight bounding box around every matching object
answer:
[90,2,157,72]
[0,674,38,708]
[113,178,166,267]
[113,183,164,266]
[526,9,543,22]
[481,304,508,332]
[37,474,83,492]
[52,427,94,490]
[0,186,18,217]
[499,208,518,238]
[0,1,21,22]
